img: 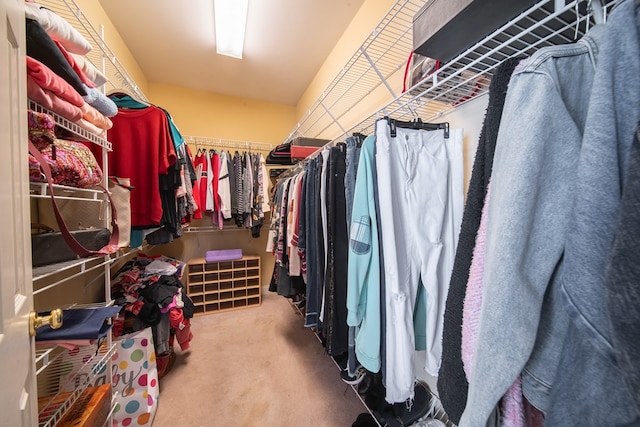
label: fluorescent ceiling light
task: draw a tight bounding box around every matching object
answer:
[214,0,248,59]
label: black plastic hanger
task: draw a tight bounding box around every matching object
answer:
[385,116,450,139]
[353,132,367,147]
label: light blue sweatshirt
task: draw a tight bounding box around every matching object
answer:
[346,135,381,373]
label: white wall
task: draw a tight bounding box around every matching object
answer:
[444,93,489,195]
[413,92,489,394]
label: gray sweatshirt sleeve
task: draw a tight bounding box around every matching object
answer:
[460,47,596,425]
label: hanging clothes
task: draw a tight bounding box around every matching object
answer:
[194,150,208,216]
[323,144,349,357]
[460,3,640,425]
[218,150,232,220]
[104,105,177,228]
[374,118,463,403]
[232,151,244,226]
[303,155,324,329]
[244,152,254,228]
[346,135,381,374]
[438,56,522,425]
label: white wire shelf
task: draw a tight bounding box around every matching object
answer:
[29,100,111,151]
[36,0,149,103]
[34,301,115,373]
[184,135,275,152]
[284,0,621,148]
[32,244,148,292]
[29,100,112,150]
[37,341,116,427]
[29,182,106,202]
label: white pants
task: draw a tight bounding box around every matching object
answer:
[375,119,463,403]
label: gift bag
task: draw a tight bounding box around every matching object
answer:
[111,327,159,427]
[57,327,159,427]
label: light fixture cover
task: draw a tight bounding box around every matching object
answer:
[214,0,248,59]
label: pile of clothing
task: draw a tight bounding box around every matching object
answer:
[111,253,195,378]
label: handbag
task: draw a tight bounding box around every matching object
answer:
[35,176,132,250]
[28,138,104,188]
[29,139,119,259]
[28,109,103,188]
[31,223,112,267]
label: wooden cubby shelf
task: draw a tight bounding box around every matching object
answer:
[186,256,261,315]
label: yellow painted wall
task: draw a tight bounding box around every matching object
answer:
[70,0,297,146]
[72,0,397,144]
[147,83,296,145]
[72,0,149,95]
[295,0,397,121]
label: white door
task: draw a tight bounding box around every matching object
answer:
[0,0,37,425]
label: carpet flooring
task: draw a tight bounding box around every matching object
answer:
[152,289,367,427]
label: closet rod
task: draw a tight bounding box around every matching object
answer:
[277,115,449,180]
[184,135,274,152]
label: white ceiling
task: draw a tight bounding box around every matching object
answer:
[98,0,366,106]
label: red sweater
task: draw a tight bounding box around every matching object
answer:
[104,106,176,226]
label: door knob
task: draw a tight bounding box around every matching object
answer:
[29,309,63,337]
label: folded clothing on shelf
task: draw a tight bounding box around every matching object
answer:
[266,142,294,165]
[205,249,243,262]
[290,137,330,160]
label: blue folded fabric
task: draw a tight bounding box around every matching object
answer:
[82,84,118,117]
[35,305,122,341]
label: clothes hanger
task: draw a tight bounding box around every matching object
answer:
[107,88,150,109]
[352,132,367,147]
[384,116,450,139]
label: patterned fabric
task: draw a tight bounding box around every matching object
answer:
[233,151,244,226]
[276,178,291,264]
[29,138,103,188]
[350,215,371,255]
[28,109,57,148]
[252,153,264,221]
[251,153,264,237]
[265,177,283,254]
[244,152,253,227]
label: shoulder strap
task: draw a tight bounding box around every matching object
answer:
[29,140,120,257]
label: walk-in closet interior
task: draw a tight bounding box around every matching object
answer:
[2,0,638,425]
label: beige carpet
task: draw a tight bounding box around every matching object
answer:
[152,290,367,427]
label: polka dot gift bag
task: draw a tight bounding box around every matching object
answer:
[111,327,160,427]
